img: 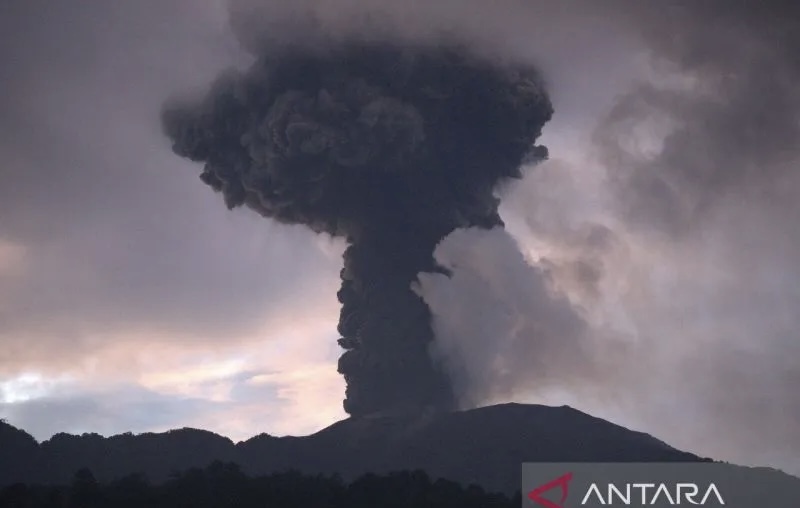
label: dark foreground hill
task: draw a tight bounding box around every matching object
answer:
[0,403,705,493]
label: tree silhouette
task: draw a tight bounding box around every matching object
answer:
[69,468,100,508]
[0,463,518,508]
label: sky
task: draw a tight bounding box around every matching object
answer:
[1,0,799,476]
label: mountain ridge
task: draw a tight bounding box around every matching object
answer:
[0,403,710,493]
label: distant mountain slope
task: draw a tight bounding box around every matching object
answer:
[0,404,707,493]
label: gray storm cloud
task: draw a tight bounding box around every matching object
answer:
[0,0,340,370]
[540,0,800,470]
[595,0,800,453]
[598,1,800,235]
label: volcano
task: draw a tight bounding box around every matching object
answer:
[0,403,708,494]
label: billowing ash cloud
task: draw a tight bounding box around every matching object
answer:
[161,37,552,416]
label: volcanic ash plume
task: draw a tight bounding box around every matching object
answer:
[161,42,553,416]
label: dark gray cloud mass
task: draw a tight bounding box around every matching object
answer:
[161,23,553,416]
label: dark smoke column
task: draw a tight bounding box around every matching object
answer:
[162,42,552,416]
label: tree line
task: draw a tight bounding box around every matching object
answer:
[0,461,520,508]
